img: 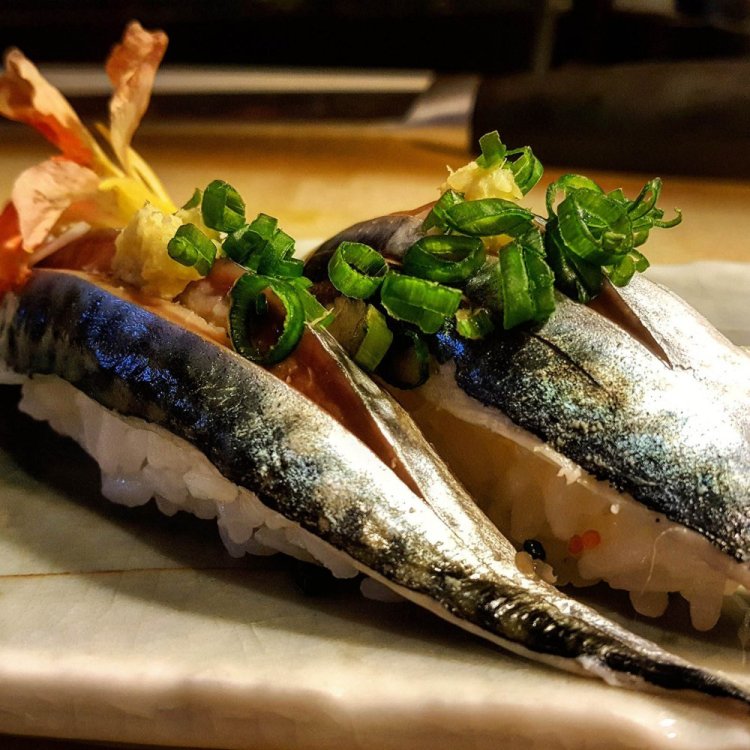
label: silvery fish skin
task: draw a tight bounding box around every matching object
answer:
[1,269,749,706]
[309,215,750,572]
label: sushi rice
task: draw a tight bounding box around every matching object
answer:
[0,367,360,581]
[1,358,744,628]
[397,362,746,631]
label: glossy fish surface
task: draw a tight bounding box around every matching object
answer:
[1,269,749,706]
[307,214,750,614]
[433,277,750,566]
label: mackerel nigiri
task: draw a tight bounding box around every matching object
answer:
[306,175,750,631]
[1,22,748,711]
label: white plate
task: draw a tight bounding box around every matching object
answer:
[0,264,748,750]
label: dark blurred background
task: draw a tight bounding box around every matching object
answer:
[2,1,750,177]
[3,1,749,71]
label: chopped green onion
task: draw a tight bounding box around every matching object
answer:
[228,274,305,365]
[630,216,653,248]
[380,272,462,334]
[294,276,313,290]
[353,305,393,371]
[524,249,556,320]
[557,189,633,265]
[476,130,507,168]
[224,214,301,277]
[403,235,485,284]
[445,198,534,237]
[377,327,430,389]
[455,307,495,339]
[167,223,217,276]
[544,219,603,303]
[289,278,334,327]
[464,259,504,313]
[497,241,557,329]
[181,188,202,210]
[544,220,580,299]
[273,257,304,278]
[269,228,295,258]
[248,213,278,239]
[202,180,246,232]
[223,225,263,266]
[606,249,650,287]
[326,296,368,353]
[507,146,543,195]
[263,226,299,276]
[627,178,662,220]
[422,189,464,231]
[498,242,535,329]
[518,226,545,256]
[653,209,682,229]
[608,178,681,231]
[546,174,603,217]
[605,254,637,287]
[328,241,388,299]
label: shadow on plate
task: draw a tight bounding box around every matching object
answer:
[0,384,493,663]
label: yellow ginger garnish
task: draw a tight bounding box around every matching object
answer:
[114,204,204,299]
[442,160,522,203]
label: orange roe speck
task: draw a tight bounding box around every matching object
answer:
[581,529,601,550]
[568,529,601,556]
[568,535,584,556]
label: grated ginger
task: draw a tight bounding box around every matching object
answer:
[442,161,522,203]
[113,203,203,299]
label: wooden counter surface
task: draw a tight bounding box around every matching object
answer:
[1,126,749,265]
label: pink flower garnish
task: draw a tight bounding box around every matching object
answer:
[0,20,174,287]
[106,21,168,172]
[0,49,97,166]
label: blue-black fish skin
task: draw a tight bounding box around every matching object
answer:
[433,297,750,566]
[1,269,749,707]
[307,215,750,567]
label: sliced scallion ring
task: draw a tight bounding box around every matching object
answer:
[557,189,633,265]
[544,219,603,303]
[202,179,246,232]
[289,278,334,327]
[223,225,264,266]
[269,228,295,258]
[507,146,543,195]
[498,242,535,329]
[455,307,495,340]
[377,327,430,390]
[546,174,603,217]
[353,305,393,371]
[403,235,485,284]
[273,257,304,278]
[328,241,388,299]
[653,209,682,229]
[627,178,662,220]
[445,198,534,238]
[422,189,464,231]
[476,130,507,168]
[380,272,461,334]
[606,249,650,287]
[249,213,278,239]
[518,227,545,256]
[181,188,202,210]
[229,274,305,365]
[167,223,216,276]
[524,249,556,320]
